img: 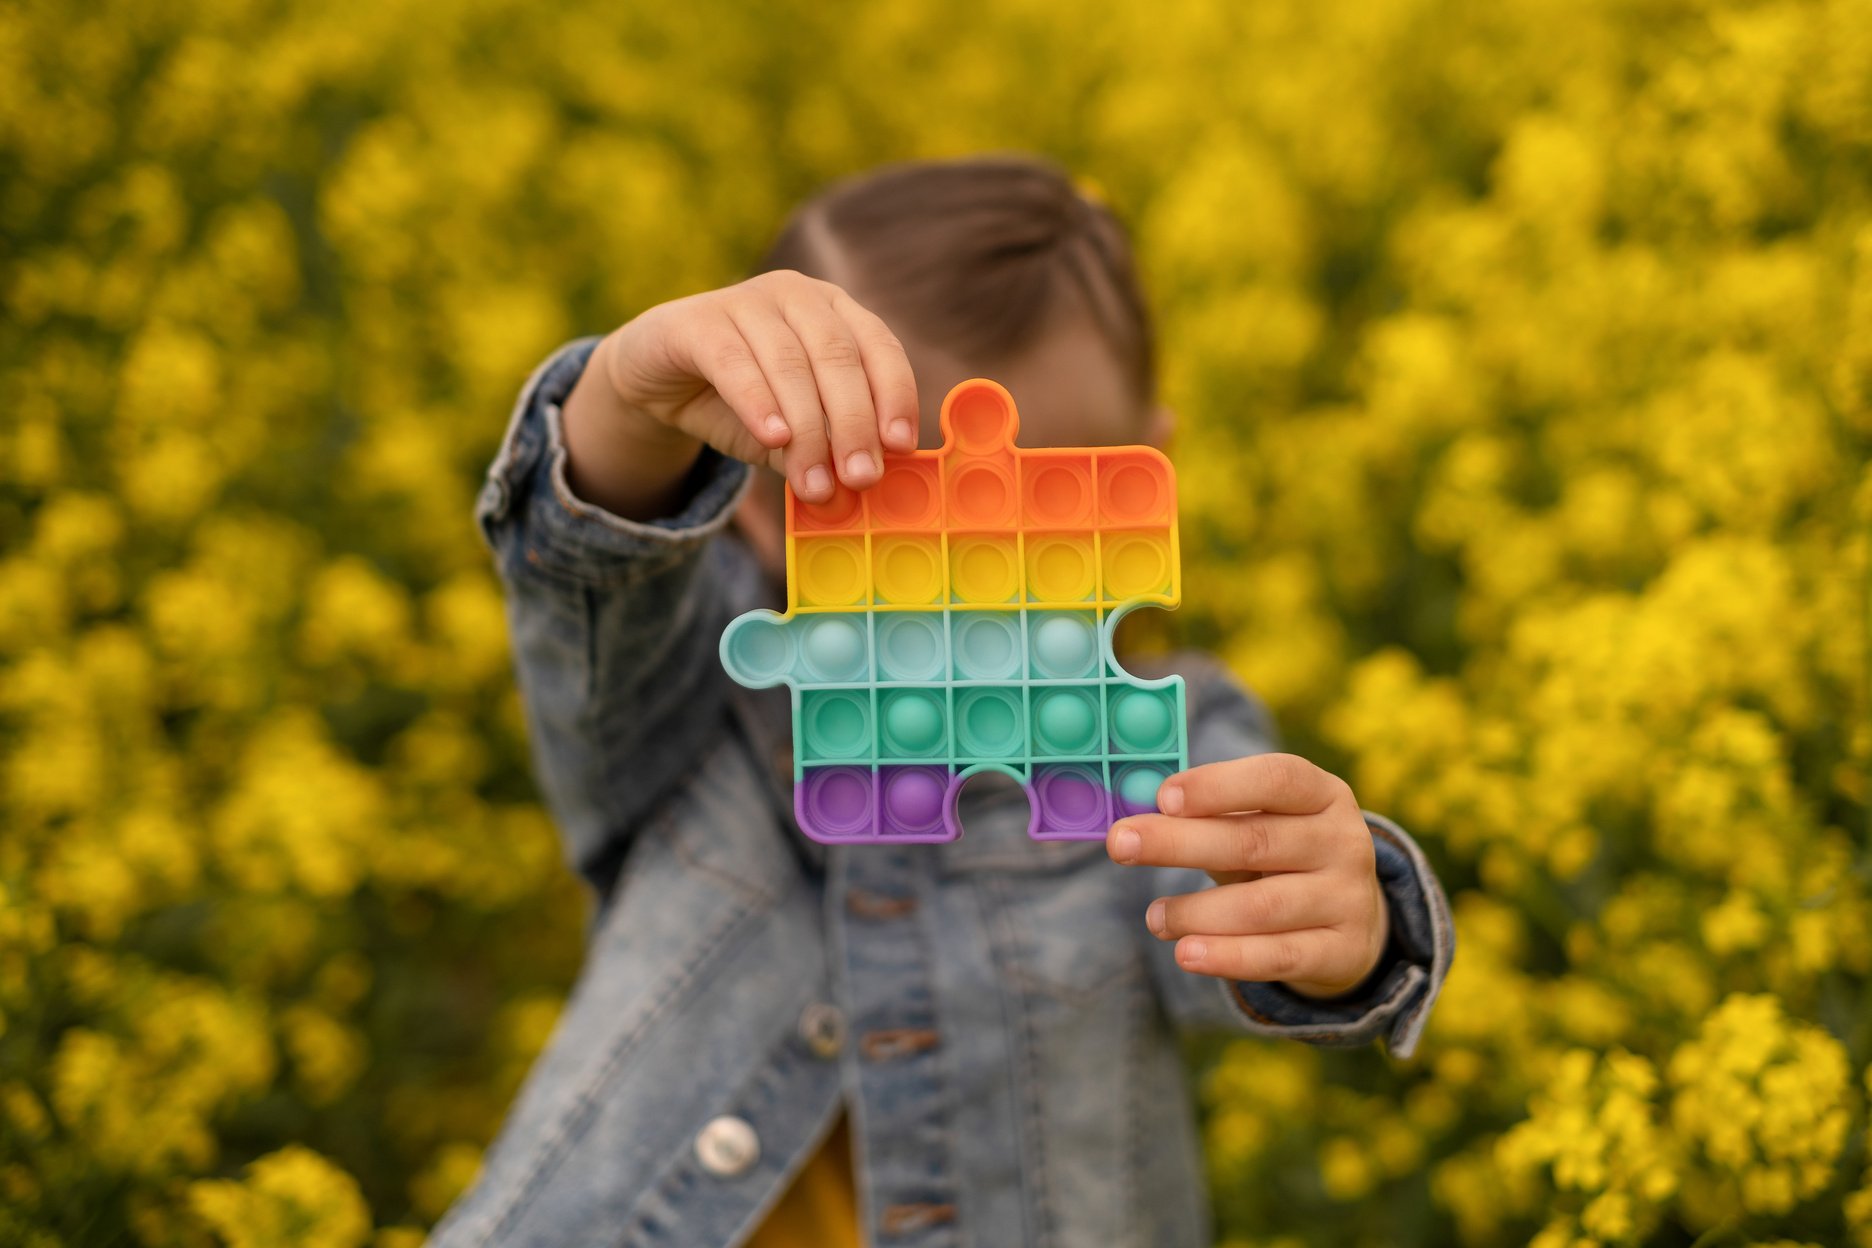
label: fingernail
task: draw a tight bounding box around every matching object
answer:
[1110,824,1140,863]
[1178,938,1207,966]
[1158,782,1184,816]
[844,450,876,483]
[803,465,832,498]
[764,413,789,442]
[1145,898,1166,936]
[890,419,915,448]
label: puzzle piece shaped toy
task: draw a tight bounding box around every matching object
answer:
[719,378,1186,844]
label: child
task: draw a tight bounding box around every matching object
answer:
[430,153,1454,1248]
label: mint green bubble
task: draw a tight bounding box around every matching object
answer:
[805,692,868,758]
[884,690,944,753]
[725,618,790,682]
[803,616,865,681]
[958,689,1021,756]
[954,614,1020,679]
[1031,614,1095,677]
[1112,689,1173,752]
[1035,689,1096,753]
[877,614,942,681]
[1119,765,1167,810]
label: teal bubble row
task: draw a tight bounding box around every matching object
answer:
[723,605,1138,690]
[793,678,1185,770]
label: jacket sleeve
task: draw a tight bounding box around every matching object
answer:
[1134,654,1456,1061]
[475,334,760,899]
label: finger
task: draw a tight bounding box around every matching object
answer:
[1147,874,1338,941]
[664,389,787,471]
[677,308,792,452]
[780,290,884,490]
[1173,927,1359,985]
[1107,810,1333,874]
[1158,752,1349,819]
[831,289,921,453]
[728,303,837,502]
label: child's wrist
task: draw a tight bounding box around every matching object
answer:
[563,332,703,520]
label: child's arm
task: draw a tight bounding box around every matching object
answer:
[1114,757,1395,996]
[561,269,919,518]
[1106,660,1455,1060]
[475,273,918,897]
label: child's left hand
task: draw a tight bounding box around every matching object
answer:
[1105,753,1391,999]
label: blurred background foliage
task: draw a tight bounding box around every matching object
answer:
[2,0,1869,1243]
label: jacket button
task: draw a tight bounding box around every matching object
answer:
[798,1002,846,1059]
[694,1115,760,1177]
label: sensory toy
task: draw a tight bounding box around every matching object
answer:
[719,378,1186,843]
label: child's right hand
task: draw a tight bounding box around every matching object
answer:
[562,270,922,521]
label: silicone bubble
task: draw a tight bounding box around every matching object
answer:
[797,536,868,607]
[949,537,1019,604]
[721,374,1187,846]
[1025,536,1096,604]
[870,460,941,529]
[879,765,948,836]
[1028,613,1097,679]
[1032,763,1110,837]
[794,482,864,532]
[955,688,1023,758]
[880,688,946,757]
[875,613,944,682]
[802,690,870,761]
[947,383,1013,453]
[1032,687,1099,756]
[802,766,874,837]
[1114,762,1171,816]
[1110,687,1176,754]
[1097,452,1171,526]
[872,536,944,605]
[951,613,1022,680]
[1022,457,1094,528]
[800,615,867,683]
[1100,532,1171,601]
[721,615,793,686]
[947,460,1017,528]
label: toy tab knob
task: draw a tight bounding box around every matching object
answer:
[941,378,1018,453]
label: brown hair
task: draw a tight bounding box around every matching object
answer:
[750,152,1158,404]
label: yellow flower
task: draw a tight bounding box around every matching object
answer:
[1319,1136,1376,1201]
[188,1146,370,1248]
[1668,994,1854,1220]
[1496,1046,1681,1241]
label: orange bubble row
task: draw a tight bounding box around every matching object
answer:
[790,449,1174,537]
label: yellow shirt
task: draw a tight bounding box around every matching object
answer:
[744,1108,860,1248]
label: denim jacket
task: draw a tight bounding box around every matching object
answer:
[426,336,1456,1248]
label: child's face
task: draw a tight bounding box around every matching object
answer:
[902,299,1173,453]
[735,299,1173,583]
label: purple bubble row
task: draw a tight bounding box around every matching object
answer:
[793,762,1161,845]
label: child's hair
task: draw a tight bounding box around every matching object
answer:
[751,152,1158,405]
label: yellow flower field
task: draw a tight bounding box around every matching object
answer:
[2,0,1867,1243]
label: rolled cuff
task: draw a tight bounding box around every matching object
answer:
[475,334,754,589]
[1221,810,1455,1061]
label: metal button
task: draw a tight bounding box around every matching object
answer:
[694,1115,760,1177]
[798,1002,846,1059]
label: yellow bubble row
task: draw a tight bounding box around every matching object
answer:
[787,528,1179,611]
